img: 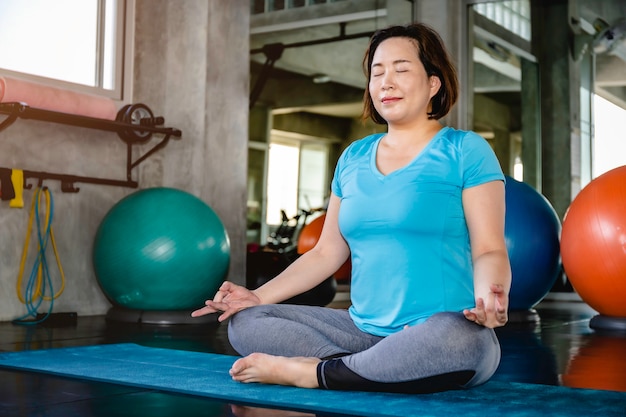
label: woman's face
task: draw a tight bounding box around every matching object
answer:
[368,37,441,126]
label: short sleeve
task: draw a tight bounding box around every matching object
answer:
[331,149,347,198]
[330,134,381,198]
[462,131,505,188]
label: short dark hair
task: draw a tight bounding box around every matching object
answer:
[362,23,459,124]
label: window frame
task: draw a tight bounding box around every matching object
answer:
[0,0,134,104]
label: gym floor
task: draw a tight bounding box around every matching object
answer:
[1,294,625,417]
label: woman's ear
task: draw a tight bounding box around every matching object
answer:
[429,75,442,98]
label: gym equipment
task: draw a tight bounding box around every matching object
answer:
[93,187,230,323]
[247,209,336,306]
[296,213,325,254]
[116,103,166,143]
[0,102,182,192]
[0,74,118,120]
[13,187,67,325]
[246,250,337,306]
[504,177,561,320]
[561,166,626,332]
[265,208,312,253]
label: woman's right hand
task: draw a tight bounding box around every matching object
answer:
[191,281,261,322]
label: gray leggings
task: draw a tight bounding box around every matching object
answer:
[228,305,501,393]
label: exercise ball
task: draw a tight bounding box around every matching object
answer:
[297,214,351,282]
[297,214,325,254]
[93,187,230,311]
[504,176,561,311]
[561,166,626,318]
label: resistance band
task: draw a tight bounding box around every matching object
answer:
[13,187,66,325]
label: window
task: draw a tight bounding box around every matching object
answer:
[251,0,346,15]
[474,0,531,41]
[593,95,626,178]
[265,133,329,225]
[267,141,300,225]
[0,0,132,100]
[298,142,329,211]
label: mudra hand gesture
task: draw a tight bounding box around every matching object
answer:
[191,281,261,322]
[463,283,508,328]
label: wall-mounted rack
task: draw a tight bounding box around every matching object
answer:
[0,102,182,193]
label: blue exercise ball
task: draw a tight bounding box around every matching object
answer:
[504,176,561,310]
[93,187,230,311]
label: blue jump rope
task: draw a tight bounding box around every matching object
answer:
[13,187,66,325]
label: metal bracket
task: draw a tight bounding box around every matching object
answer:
[0,102,182,192]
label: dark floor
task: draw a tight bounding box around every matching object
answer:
[1,297,625,417]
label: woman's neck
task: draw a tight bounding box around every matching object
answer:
[384,119,443,146]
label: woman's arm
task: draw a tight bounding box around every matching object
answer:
[462,180,511,328]
[192,194,350,321]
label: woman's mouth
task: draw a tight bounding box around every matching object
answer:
[381,97,401,104]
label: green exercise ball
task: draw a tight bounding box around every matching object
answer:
[93,187,230,311]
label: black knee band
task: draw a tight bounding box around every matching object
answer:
[317,358,475,394]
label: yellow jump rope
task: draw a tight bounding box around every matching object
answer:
[13,186,66,325]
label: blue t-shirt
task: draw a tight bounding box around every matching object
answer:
[331,126,504,336]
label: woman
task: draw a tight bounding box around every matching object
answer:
[192,22,511,394]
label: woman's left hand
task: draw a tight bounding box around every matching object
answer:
[463,283,508,328]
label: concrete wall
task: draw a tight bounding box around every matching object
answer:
[0,0,249,322]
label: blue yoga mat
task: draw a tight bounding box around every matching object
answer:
[1,343,624,417]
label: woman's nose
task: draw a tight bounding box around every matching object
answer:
[381,73,395,90]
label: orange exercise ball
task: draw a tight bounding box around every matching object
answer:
[561,165,626,317]
[297,215,325,254]
[297,214,351,282]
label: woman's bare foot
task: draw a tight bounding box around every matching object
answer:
[229,353,321,388]
[230,404,315,417]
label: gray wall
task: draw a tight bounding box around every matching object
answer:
[0,1,249,321]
